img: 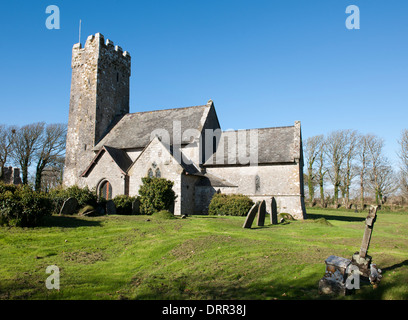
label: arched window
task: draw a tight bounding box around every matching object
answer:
[99,180,112,200]
[155,168,161,178]
[255,175,261,193]
[147,163,162,179]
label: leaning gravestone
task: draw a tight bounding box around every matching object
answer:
[106,200,116,215]
[270,197,278,225]
[243,201,260,229]
[350,205,380,281]
[59,197,78,215]
[257,200,266,226]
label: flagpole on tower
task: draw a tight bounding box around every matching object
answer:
[79,19,82,45]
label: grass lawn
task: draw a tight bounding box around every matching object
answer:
[0,208,407,300]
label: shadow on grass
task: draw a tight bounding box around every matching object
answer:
[382,259,408,273]
[41,215,102,228]
[307,213,365,223]
[129,272,328,300]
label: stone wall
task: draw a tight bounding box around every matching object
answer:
[203,162,306,219]
[181,174,201,215]
[81,150,127,199]
[127,138,184,215]
[63,33,131,187]
[195,185,217,214]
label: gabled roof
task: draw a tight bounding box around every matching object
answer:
[125,136,203,176]
[104,146,133,173]
[94,104,211,151]
[81,145,133,177]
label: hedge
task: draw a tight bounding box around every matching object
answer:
[48,185,98,214]
[0,182,52,227]
[113,194,137,215]
[208,193,254,216]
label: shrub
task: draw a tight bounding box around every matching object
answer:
[138,177,176,215]
[0,182,18,194]
[113,195,136,215]
[208,194,228,216]
[48,185,98,214]
[208,193,254,216]
[153,210,175,220]
[0,184,52,227]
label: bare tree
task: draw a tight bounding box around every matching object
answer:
[325,130,350,206]
[366,136,396,204]
[34,123,67,191]
[304,135,324,202]
[11,122,45,185]
[374,164,398,203]
[0,124,17,179]
[315,137,328,207]
[356,134,375,208]
[340,130,359,208]
[397,129,408,198]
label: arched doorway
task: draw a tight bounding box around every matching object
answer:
[99,180,112,200]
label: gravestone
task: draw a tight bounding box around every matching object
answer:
[359,205,377,259]
[132,198,140,215]
[106,200,116,215]
[257,200,266,226]
[318,255,352,296]
[59,197,78,215]
[318,205,382,295]
[350,205,380,281]
[270,197,278,225]
[242,201,260,229]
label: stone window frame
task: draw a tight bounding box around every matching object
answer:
[255,174,261,193]
[147,164,162,178]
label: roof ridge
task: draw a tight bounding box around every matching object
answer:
[222,125,294,133]
[127,104,208,116]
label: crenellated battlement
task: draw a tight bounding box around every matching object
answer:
[71,33,131,69]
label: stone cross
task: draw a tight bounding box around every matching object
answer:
[319,205,382,295]
[359,205,378,258]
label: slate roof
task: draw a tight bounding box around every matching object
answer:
[104,146,133,173]
[94,105,210,151]
[161,140,203,176]
[81,145,133,177]
[204,126,297,165]
[195,172,237,187]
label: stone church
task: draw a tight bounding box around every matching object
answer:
[63,33,306,219]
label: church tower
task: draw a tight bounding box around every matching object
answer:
[63,33,131,186]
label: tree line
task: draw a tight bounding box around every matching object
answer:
[0,122,67,191]
[304,129,408,208]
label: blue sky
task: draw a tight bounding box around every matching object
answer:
[1,0,407,165]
